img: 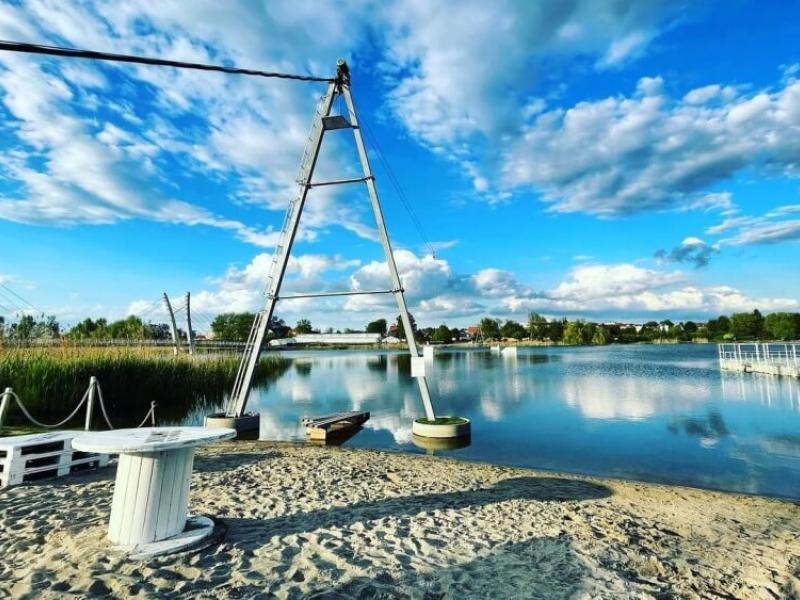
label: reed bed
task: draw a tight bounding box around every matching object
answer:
[0,346,290,428]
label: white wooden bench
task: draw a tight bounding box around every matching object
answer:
[0,431,111,488]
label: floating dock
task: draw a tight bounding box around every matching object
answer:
[303,411,370,441]
[718,342,800,378]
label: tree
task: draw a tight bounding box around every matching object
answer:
[527,312,548,340]
[431,323,453,344]
[366,318,387,336]
[500,319,526,339]
[547,318,565,342]
[730,310,764,340]
[295,319,313,334]
[7,315,60,340]
[211,312,256,341]
[107,315,149,339]
[269,316,291,339]
[562,320,584,345]
[396,313,418,341]
[148,323,172,340]
[764,312,800,340]
[706,315,731,339]
[591,325,609,345]
[683,321,698,333]
[479,317,501,340]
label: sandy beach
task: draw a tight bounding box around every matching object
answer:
[1,441,798,599]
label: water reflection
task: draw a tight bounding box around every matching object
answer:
[667,411,730,447]
[232,345,800,498]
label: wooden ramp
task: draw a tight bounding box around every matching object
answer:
[303,411,369,442]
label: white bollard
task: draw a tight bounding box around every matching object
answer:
[423,345,435,361]
[85,377,96,431]
[0,388,11,428]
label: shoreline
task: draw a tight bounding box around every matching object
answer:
[2,441,798,598]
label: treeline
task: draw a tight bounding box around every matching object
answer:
[0,315,177,341]
[2,309,798,344]
[476,310,800,344]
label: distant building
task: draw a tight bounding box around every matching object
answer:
[268,332,382,347]
[603,322,645,333]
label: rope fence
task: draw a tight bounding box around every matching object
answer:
[0,377,157,431]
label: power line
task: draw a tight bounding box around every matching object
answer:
[0,40,334,83]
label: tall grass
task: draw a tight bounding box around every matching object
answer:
[0,347,290,428]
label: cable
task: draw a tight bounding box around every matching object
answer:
[0,283,38,312]
[357,109,435,257]
[4,387,90,429]
[0,40,334,83]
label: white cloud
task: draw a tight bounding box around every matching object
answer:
[156,249,799,331]
[0,0,374,247]
[705,203,800,246]
[381,0,675,147]
[502,76,800,215]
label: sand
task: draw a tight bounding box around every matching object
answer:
[1,441,798,599]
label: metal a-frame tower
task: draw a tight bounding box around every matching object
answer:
[223,59,437,423]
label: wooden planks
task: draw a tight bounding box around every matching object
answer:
[0,431,110,488]
[108,448,195,546]
[303,411,369,441]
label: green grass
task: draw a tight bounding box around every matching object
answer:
[415,416,469,425]
[0,346,290,430]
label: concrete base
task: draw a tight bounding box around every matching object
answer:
[412,434,471,451]
[412,417,471,439]
[123,515,221,560]
[204,413,260,436]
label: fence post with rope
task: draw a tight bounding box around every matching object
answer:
[0,377,157,431]
[0,387,11,428]
[85,376,97,431]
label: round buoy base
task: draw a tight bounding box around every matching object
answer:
[122,515,222,560]
[204,413,260,437]
[412,417,470,439]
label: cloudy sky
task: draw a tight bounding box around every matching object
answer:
[0,0,799,331]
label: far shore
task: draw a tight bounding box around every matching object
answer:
[2,441,797,598]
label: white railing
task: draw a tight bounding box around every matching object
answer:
[718,342,800,366]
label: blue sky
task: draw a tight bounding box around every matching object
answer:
[0,0,799,332]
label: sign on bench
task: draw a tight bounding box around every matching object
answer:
[0,431,110,488]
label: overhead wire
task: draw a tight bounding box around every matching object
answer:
[355,107,436,258]
[0,40,334,83]
[0,282,40,312]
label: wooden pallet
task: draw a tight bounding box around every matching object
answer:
[303,411,370,441]
[0,431,111,488]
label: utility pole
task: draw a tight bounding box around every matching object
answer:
[163,293,181,356]
[185,292,194,355]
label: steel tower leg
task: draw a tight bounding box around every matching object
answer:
[340,83,436,420]
[226,81,337,417]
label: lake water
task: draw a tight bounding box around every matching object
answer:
[191,344,800,499]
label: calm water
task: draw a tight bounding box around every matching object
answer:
[187,344,800,499]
